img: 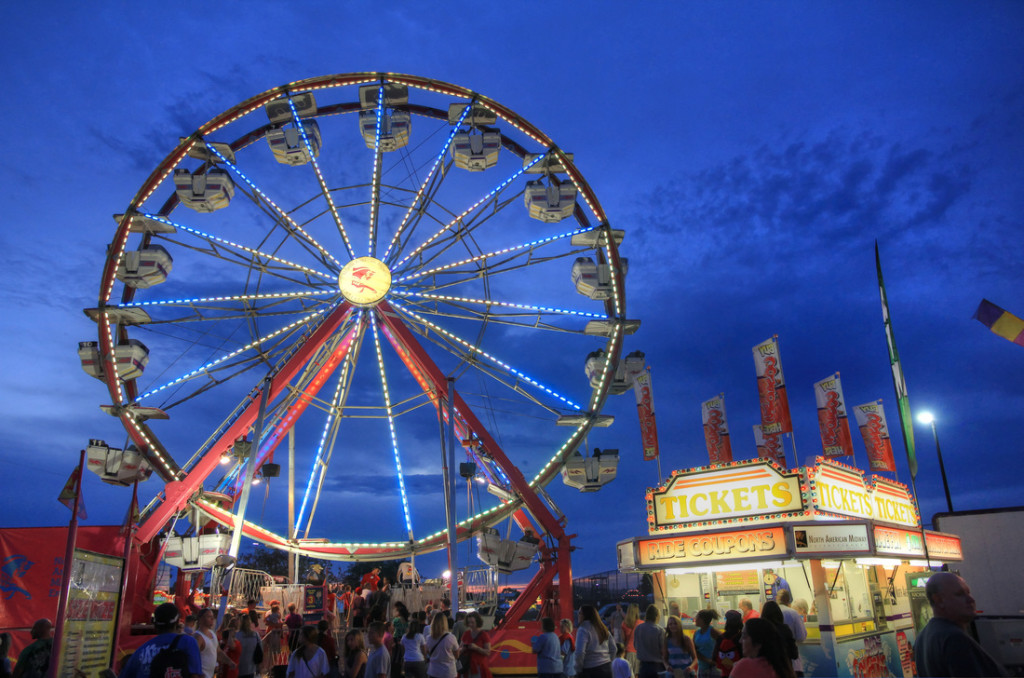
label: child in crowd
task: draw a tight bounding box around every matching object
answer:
[612,643,633,678]
[367,622,392,678]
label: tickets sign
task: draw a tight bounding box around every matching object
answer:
[634,526,788,567]
[649,461,803,531]
[808,459,918,527]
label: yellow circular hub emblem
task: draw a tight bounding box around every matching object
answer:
[338,257,392,307]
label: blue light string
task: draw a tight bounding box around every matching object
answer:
[370,312,415,537]
[394,152,548,270]
[203,143,343,270]
[381,101,472,263]
[389,298,582,411]
[287,96,358,261]
[139,213,336,283]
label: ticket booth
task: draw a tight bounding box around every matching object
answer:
[617,457,963,678]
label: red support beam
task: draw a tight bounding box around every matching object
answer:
[136,303,352,544]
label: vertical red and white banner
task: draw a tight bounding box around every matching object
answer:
[752,336,793,435]
[701,394,733,464]
[853,400,897,472]
[814,372,854,458]
[753,425,786,467]
[633,368,660,461]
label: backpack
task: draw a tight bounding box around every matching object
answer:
[150,635,190,678]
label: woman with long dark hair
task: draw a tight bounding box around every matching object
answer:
[759,602,798,669]
[730,619,794,678]
[574,605,616,678]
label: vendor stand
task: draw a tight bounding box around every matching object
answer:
[617,457,963,678]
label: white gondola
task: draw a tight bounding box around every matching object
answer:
[265,92,317,124]
[476,528,539,574]
[359,83,409,110]
[78,339,150,381]
[116,245,173,288]
[572,257,629,300]
[162,533,232,571]
[359,110,410,152]
[114,339,150,381]
[174,168,234,212]
[266,120,322,165]
[562,448,619,492]
[78,341,103,379]
[451,131,501,171]
[524,179,577,222]
[584,349,636,394]
[85,439,153,486]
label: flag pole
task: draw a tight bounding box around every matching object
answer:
[49,449,86,678]
[876,242,932,565]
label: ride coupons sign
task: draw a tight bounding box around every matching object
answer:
[632,526,788,568]
[807,459,919,528]
[648,460,803,532]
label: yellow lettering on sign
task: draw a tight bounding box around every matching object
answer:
[690,494,709,516]
[732,488,751,512]
[658,496,677,520]
[771,482,792,507]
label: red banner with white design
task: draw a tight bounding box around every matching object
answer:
[814,373,854,458]
[753,425,786,467]
[633,369,660,461]
[701,394,733,464]
[853,400,897,472]
[752,337,793,434]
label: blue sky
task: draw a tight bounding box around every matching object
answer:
[1,2,1022,581]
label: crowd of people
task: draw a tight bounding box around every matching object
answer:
[6,569,1007,678]
[561,596,809,678]
[112,572,500,678]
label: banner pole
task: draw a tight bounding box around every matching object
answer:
[49,449,85,678]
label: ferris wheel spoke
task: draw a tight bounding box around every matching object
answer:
[133,304,338,404]
[370,312,415,540]
[285,97,358,261]
[202,142,344,270]
[392,152,548,269]
[394,225,593,286]
[142,213,337,283]
[295,322,367,537]
[390,188,523,277]
[367,85,387,258]
[114,289,337,324]
[390,290,606,321]
[388,299,582,412]
[381,103,472,262]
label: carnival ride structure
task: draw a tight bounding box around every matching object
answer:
[79,73,639,661]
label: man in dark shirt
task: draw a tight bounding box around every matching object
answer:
[913,571,1005,677]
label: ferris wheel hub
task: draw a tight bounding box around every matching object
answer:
[338,257,392,307]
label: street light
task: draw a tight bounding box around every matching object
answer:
[916,411,954,513]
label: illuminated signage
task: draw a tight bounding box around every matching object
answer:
[338,256,391,307]
[648,461,803,531]
[873,526,925,557]
[808,460,918,528]
[924,531,963,561]
[635,526,788,567]
[792,522,871,555]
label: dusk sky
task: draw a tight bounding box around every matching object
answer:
[2,3,1022,582]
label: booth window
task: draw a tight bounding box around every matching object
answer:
[824,561,876,635]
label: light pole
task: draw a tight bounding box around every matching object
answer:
[917,412,954,513]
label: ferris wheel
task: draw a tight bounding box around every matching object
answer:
[80,73,637,570]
